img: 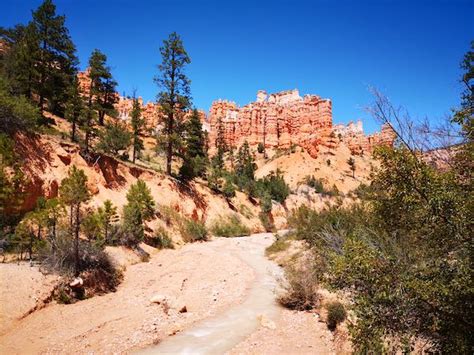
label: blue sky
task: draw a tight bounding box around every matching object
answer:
[2,0,473,133]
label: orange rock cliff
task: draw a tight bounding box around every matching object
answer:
[207,89,395,157]
[78,69,394,157]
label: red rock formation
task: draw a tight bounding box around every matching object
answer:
[208,89,333,158]
[333,120,396,155]
[78,70,208,135]
[208,89,395,158]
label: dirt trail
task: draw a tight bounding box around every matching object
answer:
[0,234,335,354]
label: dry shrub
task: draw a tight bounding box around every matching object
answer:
[278,262,321,311]
[38,230,122,302]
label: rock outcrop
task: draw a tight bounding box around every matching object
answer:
[208,89,395,157]
[208,89,333,158]
[333,120,396,155]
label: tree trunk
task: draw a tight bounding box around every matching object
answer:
[166,115,173,175]
[74,204,80,277]
[71,117,77,142]
[104,222,108,245]
[132,138,136,163]
[85,81,93,153]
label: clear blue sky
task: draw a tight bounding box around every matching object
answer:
[2,0,473,133]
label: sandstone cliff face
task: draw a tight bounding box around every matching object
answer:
[208,89,395,157]
[333,120,396,155]
[208,89,333,158]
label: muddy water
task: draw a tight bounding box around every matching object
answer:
[139,233,282,355]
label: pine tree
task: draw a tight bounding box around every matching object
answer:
[65,76,84,142]
[122,180,155,247]
[235,141,256,181]
[211,117,226,173]
[154,32,191,175]
[97,200,118,244]
[59,166,90,276]
[97,121,131,157]
[0,23,40,99]
[179,109,207,179]
[125,180,155,220]
[31,0,78,114]
[84,49,117,152]
[130,97,144,163]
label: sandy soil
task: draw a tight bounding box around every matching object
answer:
[228,309,335,355]
[256,145,375,194]
[0,263,59,336]
[0,239,254,354]
[0,234,341,354]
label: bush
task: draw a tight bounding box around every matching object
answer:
[326,301,347,330]
[256,170,290,203]
[257,142,265,153]
[304,175,324,193]
[210,215,250,238]
[303,175,340,196]
[145,226,174,249]
[222,177,236,198]
[181,219,208,242]
[38,230,122,301]
[259,212,275,232]
[265,235,290,256]
[278,263,320,311]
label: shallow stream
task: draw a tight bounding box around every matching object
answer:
[139,233,282,355]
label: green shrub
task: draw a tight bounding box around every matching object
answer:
[257,142,265,153]
[181,219,208,242]
[303,176,340,196]
[146,226,174,249]
[222,177,236,198]
[304,175,324,193]
[256,170,290,203]
[210,215,250,238]
[326,301,347,330]
[265,236,290,256]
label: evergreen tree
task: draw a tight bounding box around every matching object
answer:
[125,180,155,220]
[97,200,118,244]
[154,32,191,175]
[211,117,226,173]
[0,133,27,235]
[84,49,117,152]
[31,0,78,114]
[122,202,144,247]
[130,97,144,163]
[235,141,256,181]
[0,75,39,133]
[179,109,207,179]
[122,180,155,247]
[98,76,118,125]
[59,166,90,276]
[65,76,84,142]
[97,121,131,157]
[0,23,40,99]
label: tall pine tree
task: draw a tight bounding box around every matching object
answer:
[65,76,84,142]
[179,109,207,179]
[84,49,117,152]
[154,32,191,175]
[130,97,144,163]
[31,0,78,115]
